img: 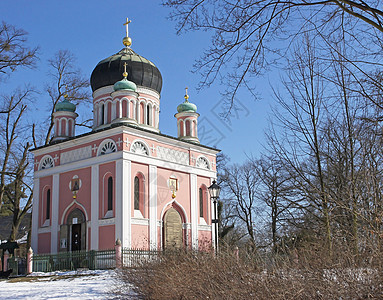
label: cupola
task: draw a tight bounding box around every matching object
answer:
[175,88,200,144]
[51,95,78,143]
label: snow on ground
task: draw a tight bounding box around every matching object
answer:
[0,269,135,299]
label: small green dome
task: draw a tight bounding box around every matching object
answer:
[55,98,76,112]
[113,77,137,92]
[177,100,197,113]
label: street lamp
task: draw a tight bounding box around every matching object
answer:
[208,180,221,254]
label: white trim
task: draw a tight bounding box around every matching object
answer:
[60,200,89,225]
[31,126,218,158]
[149,165,157,250]
[39,155,55,170]
[122,159,131,248]
[131,218,150,226]
[51,174,59,254]
[160,199,189,224]
[31,178,39,252]
[37,227,51,234]
[34,150,216,180]
[90,164,99,250]
[198,224,212,231]
[115,159,123,243]
[190,174,198,250]
[99,218,115,226]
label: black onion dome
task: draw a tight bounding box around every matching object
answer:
[90,48,162,93]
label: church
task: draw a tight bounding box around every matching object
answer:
[30,19,219,254]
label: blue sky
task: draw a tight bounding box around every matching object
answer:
[2,0,273,164]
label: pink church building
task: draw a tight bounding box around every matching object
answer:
[30,22,219,254]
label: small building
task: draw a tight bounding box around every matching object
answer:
[30,20,219,254]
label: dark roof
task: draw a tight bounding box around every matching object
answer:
[90,47,162,93]
[31,122,220,153]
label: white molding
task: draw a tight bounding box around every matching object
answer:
[51,174,59,254]
[136,86,160,99]
[149,165,158,250]
[90,164,99,250]
[190,174,198,250]
[131,218,150,226]
[122,159,132,248]
[37,227,51,234]
[198,224,212,231]
[39,155,55,170]
[99,218,115,226]
[115,160,123,243]
[31,125,218,158]
[31,178,39,252]
[196,155,211,170]
[60,200,89,225]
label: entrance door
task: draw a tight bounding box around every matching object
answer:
[71,224,81,251]
[164,208,183,249]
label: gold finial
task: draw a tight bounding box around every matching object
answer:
[123,62,128,78]
[184,87,189,101]
[63,84,69,99]
[123,17,132,47]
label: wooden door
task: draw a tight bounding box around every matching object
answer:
[164,208,183,249]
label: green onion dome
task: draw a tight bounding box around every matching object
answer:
[177,99,197,113]
[55,98,76,112]
[113,77,137,92]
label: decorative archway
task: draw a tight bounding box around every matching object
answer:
[163,207,184,249]
[59,208,87,252]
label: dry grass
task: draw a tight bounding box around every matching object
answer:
[117,246,383,300]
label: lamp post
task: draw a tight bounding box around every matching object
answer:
[208,180,221,255]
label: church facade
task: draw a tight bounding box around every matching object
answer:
[30,21,219,254]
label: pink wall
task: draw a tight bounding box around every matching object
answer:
[38,232,51,254]
[156,168,190,222]
[198,231,212,251]
[59,167,91,225]
[131,224,149,249]
[98,225,115,250]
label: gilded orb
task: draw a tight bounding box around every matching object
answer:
[123,36,132,47]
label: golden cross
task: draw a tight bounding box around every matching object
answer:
[123,17,132,38]
[123,62,128,78]
[184,87,189,101]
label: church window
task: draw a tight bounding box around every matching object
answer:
[133,174,145,216]
[196,156,210,170]
[39,155,54,170]
[46,189,51,220]
[131,141,149,156]
[199,188,203,218]
[101,104,105,125]
[147,105,151,126]
[107,177,113,211]
[134,176,140,210]
[98,139,117,156]
[185,120,191,136]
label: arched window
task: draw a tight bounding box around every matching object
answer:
[199,188,203,218]
[147,105,151,125]
[134,176,140,210]
[107,177,113,211]
[46,189,51,220]
[185,119,191,136]
[134,174,145,217]
[101,104,105,125]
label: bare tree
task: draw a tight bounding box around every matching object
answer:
[164,0,383,110]
[221,162,263,250]
[42,50,90,145]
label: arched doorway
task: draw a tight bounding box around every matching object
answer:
[59,208,86,252]
[163,208,183,249]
